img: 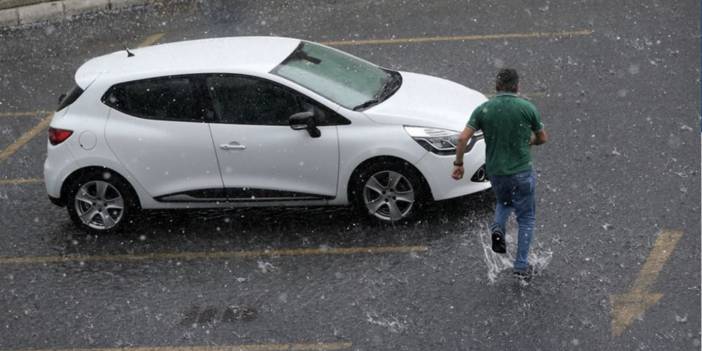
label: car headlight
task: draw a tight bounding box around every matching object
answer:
[404,126,483,155]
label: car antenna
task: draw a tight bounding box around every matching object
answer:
[124,46,135,57]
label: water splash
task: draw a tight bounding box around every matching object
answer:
[477,222,552,283]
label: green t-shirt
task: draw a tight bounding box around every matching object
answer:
[467,93,543,176]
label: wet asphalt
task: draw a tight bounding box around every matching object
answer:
[0,1,700,350]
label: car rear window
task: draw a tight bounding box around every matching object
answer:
[102,76,209,122]
[57,85,84,111]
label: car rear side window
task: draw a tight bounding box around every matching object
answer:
[103,76,210,122]
[57,85,84,111]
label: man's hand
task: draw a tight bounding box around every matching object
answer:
[452,127,475,180]
[530,129,548,146]
[452,165,464,180]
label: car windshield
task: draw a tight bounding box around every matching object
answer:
[272,41,400,110]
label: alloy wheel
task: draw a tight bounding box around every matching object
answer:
[74,180,125,230]
[363,170,415,222]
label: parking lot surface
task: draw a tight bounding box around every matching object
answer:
[0,1,699,350]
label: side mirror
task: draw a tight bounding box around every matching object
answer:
[289,111,321,138]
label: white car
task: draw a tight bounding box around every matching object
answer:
[45,36,490,232]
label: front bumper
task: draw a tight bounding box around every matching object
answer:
[48,195,65,207]
[415,139,491,201]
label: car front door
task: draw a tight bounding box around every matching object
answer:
[206,74,344,201]
[103,75,225,201]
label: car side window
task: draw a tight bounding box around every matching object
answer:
[206,74,350,126]
[206,75,300,125]
[103,76,210,122]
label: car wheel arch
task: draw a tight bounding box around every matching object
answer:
[346,155,434,204]
[60,166,141,208]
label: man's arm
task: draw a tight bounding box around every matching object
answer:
[530,129,548,146]
[451,127,476,180]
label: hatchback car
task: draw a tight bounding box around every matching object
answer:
[45,36,490,232]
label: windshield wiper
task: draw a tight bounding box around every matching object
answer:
[353,98,380,111]
[378,72,401,99]
[353,71,402,111]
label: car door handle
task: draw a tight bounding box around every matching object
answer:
[220,142,246,151]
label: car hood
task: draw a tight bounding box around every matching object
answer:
[363,71,487,131]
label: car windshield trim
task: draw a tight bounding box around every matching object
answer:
[271,41,401,110]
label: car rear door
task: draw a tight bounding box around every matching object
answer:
[103,75,225,201]
[205,74,343,201]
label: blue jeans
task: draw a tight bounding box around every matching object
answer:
[489,169,536,272]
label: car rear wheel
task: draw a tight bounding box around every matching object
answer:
[66,170,138,233]
[351,160,426,223]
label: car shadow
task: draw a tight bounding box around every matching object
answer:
[46,190,495,257]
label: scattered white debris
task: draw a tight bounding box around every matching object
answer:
[257,260,276,273]
[628,64,640,74]
[365,312,407,333]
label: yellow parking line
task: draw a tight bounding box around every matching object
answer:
[0,177,42,185]
[0,112,53,163]
[320,29,593,46]
[610,229,684,336]
[0,110,48,117]
[138,32,165,47]
[485,92,547,98]
[4,342,353,351]
[0,245,428,265]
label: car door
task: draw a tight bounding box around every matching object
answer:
[206,74,344,201]
[103,75,225,201]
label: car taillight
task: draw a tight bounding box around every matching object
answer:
[48,127,73,145]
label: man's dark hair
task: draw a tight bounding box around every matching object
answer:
[496,68,519,93]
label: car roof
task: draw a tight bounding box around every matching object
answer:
[75,36,301,88]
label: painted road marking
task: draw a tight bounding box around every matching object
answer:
[0,112,53,163]
[1,342,353,351]
[485,92,547,99]
[138,32,166,47]
[610,229,684,337]
[0,177,42,185]
[0,110,48,117]
[320,29,593,46]
[0,245,428,265]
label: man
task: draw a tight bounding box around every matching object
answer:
[451,68,548,279]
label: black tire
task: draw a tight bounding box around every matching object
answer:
[65,169,140,234]
[350,159,428,224]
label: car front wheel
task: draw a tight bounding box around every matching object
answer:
[351,160,426,223]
